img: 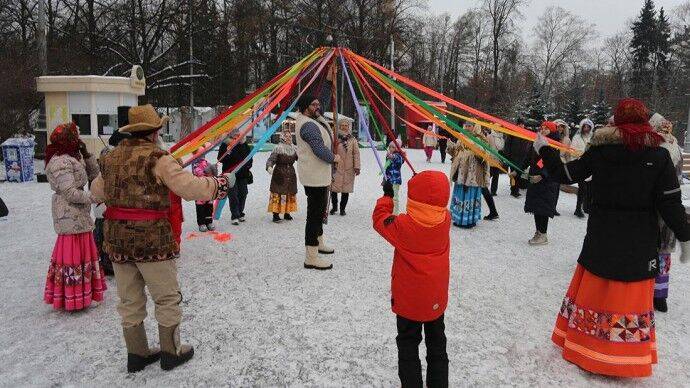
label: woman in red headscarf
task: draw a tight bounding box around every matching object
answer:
[533,98,690,377]
[44,123,107,311]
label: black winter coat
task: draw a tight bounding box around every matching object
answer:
[503,130,532,169]
[540,126,690,281]
[218,141,253,180]
[524,149,560,217]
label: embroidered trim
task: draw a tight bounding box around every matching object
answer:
[559,297,655,343]
[47,262,101,286]
[110,251,179,264]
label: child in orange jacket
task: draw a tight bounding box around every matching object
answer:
[373,170,451,388]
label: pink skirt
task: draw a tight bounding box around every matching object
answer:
[44,232,107,311]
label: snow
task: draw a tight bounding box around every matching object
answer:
[0,148,689,387]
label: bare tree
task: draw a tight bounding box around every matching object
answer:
[530,6,595,100]
[481,0,525,106]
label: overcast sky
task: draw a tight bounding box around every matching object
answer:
[426,0,687,42]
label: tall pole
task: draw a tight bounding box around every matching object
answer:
[188,0,194,108]
[390,36,395,140]
[37,0,47,75]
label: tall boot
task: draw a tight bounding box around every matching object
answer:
[304,246,333,270]
[159,324,195,371]
[123,324,160,373]
[317,235,335,254]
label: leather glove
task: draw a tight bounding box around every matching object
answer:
[382,180,394,198]
[529,175,543,184]
[680,240,690,264]
[533,132,548,153]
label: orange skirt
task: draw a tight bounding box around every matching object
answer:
[551,264,656,378]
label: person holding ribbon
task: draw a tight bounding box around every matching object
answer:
[295,62,340,270]
[90,104,231,373]
[534,98,690,378]
[44,122,107,312]
[524,121,561,245]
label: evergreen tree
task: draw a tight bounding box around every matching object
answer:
[591,90,611,126]
[564,80,585,127]
[519,87,548,129]
[630,0,658,99]
[655,7,671,94]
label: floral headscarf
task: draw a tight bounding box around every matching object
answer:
[613,98,663,151]
[45,123,81,166]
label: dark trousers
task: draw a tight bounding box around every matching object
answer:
[575,181,590,214]
[438,140,448,163]
[331,192,349,212]
[304,186,328,246]
[195,203,213,226]
[535,214,549,234]
[481,187,498,216]
[489,167,500,195]
[228,178,249,220]
[93,218,113,274]
[396,314,448,388]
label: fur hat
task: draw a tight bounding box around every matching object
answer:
[118,104,169,134]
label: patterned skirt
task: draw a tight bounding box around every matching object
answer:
[552,264,656,377]
[450,184,482,226]
[654,253,671,299]
[267,192,297,214]
[44,232,107,311]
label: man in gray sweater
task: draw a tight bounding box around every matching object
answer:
[295,63,341,270]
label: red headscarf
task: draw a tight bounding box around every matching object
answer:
[613,98,663,151]
[45,123,81,166]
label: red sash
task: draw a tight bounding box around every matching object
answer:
[104,207,169,221]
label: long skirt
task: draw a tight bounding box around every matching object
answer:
[450,184,482,226]
[44,232,107,311]
[654,253,671,299]
[268,192,297,214]
[552,264,656,377]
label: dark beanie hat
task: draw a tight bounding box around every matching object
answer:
[296,95,319,113]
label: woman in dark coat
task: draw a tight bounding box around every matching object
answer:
[503,118,532,197]
[536,98,690,378]
[218,133,253,225]
[266,130,298,222]
[524,121,561,245]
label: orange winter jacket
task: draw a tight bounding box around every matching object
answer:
[373,192,451,322]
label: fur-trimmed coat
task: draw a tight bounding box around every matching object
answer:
[539,126,690,281]
[448,141,490,188]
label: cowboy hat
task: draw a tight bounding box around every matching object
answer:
[118,104,169,133]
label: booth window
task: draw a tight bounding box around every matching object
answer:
[97,114,118,135]
[71,114,91,135]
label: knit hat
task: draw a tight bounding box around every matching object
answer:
[541,121,558,133]
[408,171,450,208]
[297,94,319,113]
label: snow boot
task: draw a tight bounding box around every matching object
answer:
[330,207,337,215]
[231,219,240,225]
[124,324,160,373]
[198,224,208,232]
[159,324,194,371]
[340,210,347,216]
[317,235,334,254]
[206,223,215,231]
[283,213,293,221]
[574,209,585,219]
[654,298,668,313]
[239,216,246,222]
[528,232,548,245]
[273,213,282,223]
[304,246,333,270]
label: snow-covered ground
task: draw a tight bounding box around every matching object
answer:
[0,149,688,387]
